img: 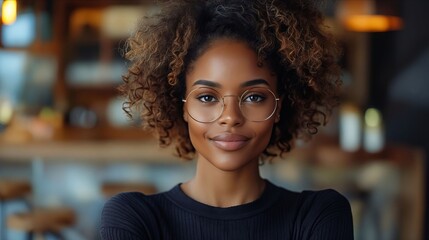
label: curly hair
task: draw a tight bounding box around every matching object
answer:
[119,0,341,160]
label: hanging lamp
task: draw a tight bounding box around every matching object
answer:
[2,0,17,25]
[336,0,403,32]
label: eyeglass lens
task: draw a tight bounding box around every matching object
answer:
[184,87,278,123]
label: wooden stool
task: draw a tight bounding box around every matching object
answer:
[7,207,75,240]
[0,180,31,201]
[0,180,32,240]
[101,182,157,198]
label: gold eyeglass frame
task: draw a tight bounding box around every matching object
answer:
[182,87,280,123]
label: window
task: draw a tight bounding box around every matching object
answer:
[2,10,36,47]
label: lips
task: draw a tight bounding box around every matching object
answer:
[209,133,250,151]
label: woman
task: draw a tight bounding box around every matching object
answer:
[100,0,354,239]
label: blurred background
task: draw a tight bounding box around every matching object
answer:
[0,0,427,239]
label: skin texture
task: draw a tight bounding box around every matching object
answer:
[181,39,280,207]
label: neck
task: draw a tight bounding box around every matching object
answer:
[182,156,265,208]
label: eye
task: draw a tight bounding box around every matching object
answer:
[197,94,218,103]
[243,93,266,103]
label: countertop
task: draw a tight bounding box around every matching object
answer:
[0,140,182,163]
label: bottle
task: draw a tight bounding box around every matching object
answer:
[363,108,385,153]
[339,103,362,152]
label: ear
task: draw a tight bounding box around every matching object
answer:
[183,107,189,122]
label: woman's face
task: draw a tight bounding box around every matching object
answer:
[184,39,280,172]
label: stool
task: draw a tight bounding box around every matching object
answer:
[7,207,75,240]
[101,182,157,198]
[0,180,32,240]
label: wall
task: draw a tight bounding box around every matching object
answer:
[368,0,429,237]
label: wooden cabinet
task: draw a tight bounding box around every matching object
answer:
[51,0,154,140]
[0,0,158,140]
[0,0,157,141]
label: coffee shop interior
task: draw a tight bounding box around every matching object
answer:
[0,0,428,239]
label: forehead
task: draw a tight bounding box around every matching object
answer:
[185,39,277,90]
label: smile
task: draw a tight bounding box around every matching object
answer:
[209,134,250,151]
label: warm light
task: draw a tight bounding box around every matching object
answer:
[336,0,403,32]
[2,0,17,25]
[345,15,403,32]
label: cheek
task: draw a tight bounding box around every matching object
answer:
[256,121,276,145]
[187,120,208,146]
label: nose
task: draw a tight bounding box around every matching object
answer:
[217,95,244,127]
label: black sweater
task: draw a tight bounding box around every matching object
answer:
[100,180,354,240]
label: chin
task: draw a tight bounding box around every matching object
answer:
[205,153,259,172]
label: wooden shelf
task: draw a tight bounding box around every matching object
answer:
[0,140,182,163]
[60,126,150,141]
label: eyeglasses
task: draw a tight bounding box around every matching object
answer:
[182,87,280,123]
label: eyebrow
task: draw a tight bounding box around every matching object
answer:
[240,79,270,88]
[192,78,270,88]
[192,80,221,88]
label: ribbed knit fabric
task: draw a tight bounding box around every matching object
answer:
[100,180,353,240]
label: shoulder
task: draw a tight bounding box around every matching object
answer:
[297,188,352,221]
[100,192,165,239]
[300,188,351,210]
[273,184,351,216]
[294,189,354,240]
[102,191,155,219]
